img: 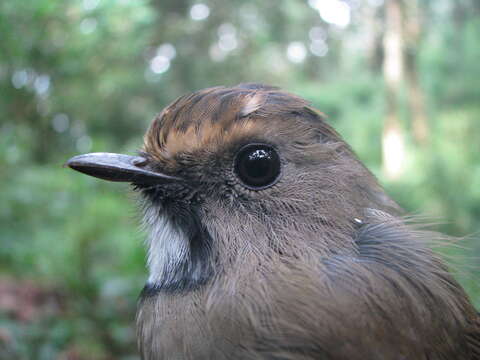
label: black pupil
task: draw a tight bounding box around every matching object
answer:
[235,144,280,189]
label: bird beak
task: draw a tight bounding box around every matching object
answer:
[65,152,180,184]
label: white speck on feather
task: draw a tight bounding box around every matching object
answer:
[240,93,265,117]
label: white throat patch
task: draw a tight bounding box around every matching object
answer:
[143,205,190,285]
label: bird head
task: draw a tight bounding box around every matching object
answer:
[66,84,398,293]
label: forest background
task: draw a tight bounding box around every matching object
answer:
[1,0,479,359]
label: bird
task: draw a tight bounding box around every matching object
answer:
[66,83,480,360]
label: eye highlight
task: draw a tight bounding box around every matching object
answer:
[234,144,281,190]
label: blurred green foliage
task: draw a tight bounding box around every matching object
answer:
[0,0,479,359]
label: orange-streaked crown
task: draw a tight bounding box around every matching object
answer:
[142,84,334,162]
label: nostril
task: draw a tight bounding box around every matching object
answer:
[133,157,149,167]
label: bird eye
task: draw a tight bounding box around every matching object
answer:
[234,144,281,190]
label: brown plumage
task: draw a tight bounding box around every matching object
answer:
[66,84,480,360]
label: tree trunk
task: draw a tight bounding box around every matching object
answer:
[382,0,406,180]
[404,0,429,145]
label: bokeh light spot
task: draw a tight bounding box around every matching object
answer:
[310,39,329,57]
[190,4,210,21]
[287,42,307,63]
[309,0,351,28]
[156,43,176,60]
[11,70,29,89]
[149,56,170,74]
[83,0,100,11]
[34,75,51,95]
[218,23,238,52]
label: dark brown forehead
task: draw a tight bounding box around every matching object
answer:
[143,84,333,161]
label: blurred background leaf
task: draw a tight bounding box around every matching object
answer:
[0,0,479,359]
